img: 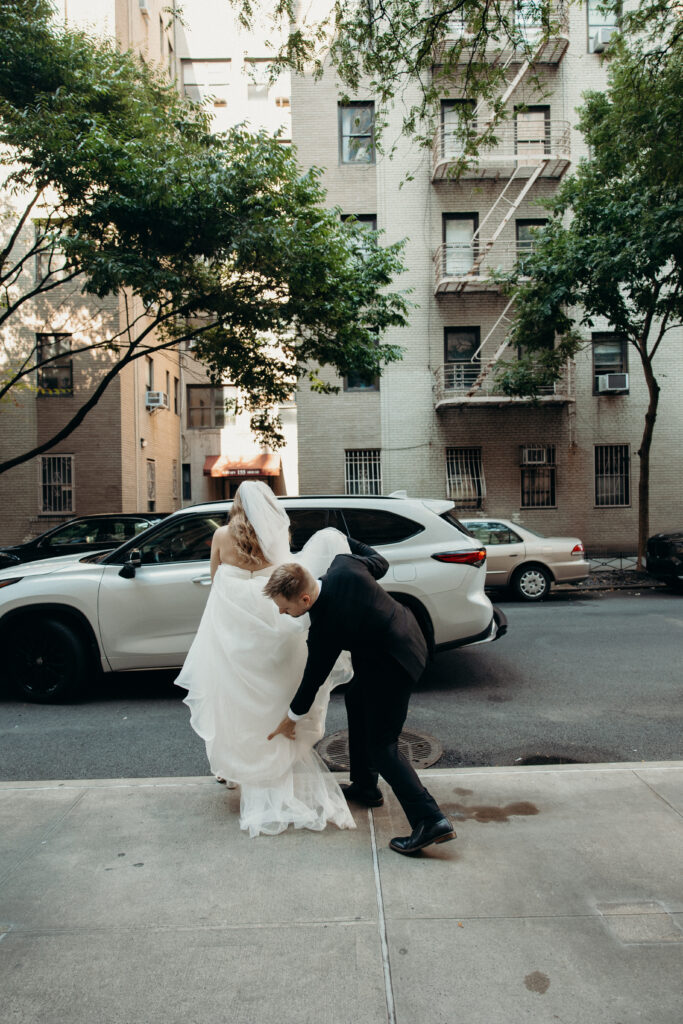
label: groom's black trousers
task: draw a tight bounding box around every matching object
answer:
[344,654,442,828]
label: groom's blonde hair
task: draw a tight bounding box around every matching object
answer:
[264,563,314,600]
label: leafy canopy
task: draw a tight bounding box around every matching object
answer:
[0,0,409,466]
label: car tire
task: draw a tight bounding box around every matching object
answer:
[511,564,551,602]
[8,617,89,703]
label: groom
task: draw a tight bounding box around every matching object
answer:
[265,537,455,855]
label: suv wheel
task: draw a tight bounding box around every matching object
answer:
[8,618,88,703]
[512,565,551,602]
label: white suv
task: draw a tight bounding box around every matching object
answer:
[0,494,506,702]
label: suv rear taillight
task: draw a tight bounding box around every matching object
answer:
[571,543,585,557]
[431,549,486,567]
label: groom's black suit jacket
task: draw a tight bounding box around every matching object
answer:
[289,538,428,718]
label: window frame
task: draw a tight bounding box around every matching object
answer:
[594,444,630,508]
[514,105,551,158]
[338,101,376,165]
[520,445,557,509]
[40,454,74,514]
[440,99,476,159]
[592,332,629,394]
[36,333,73,396]
[446,447,486,510]
[344,449,382,495]
[186,384,235,429]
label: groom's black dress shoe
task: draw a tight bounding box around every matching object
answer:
[341,782,384,807]
[389,817,456,855]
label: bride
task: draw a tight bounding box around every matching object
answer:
[174,480,356,838]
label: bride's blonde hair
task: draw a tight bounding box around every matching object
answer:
[228,489,267,567]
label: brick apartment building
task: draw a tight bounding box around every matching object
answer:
[0,0,182,544]
[291,0,683,551]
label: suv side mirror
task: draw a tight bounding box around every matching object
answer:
[118,548,142,579]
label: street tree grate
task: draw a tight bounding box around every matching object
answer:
[316,728,443,772]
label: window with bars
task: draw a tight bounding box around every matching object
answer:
[172,460,179,500]
[182,463,192,501]
[514,105,551,159]
[446,448,485,509]
[339,102,375,164]
[595,444,630,507]
[41,455,73,513]
[520,445,556,508]
[36,334,73,395]
[345,450,382,495]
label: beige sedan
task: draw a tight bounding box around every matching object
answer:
[459,517,590,601]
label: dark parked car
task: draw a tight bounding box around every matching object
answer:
[646,530,683,592]
[0,514,167,568]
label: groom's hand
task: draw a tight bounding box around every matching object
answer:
[267,716,296,741]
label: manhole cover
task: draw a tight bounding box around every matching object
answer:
[316,729,443,772]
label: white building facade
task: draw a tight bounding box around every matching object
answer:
[290,1,683,551]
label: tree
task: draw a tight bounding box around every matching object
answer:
[244,0,568,164]
[495,32,683,567]
[0,0,410,473]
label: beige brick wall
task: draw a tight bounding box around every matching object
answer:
[291,4,683,551]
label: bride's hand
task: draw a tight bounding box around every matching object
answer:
[267,716,296,742]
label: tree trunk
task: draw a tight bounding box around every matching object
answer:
[636,354,660,570]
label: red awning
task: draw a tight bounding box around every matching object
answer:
[203,454,281,478]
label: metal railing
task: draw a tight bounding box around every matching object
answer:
[434,360,573,405]
[442,3,569,49]
[433,120,571,178]
[434,242,532,289]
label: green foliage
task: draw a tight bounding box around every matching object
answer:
[0,1,410,464]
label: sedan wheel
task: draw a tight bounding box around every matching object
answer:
[8,618,88,702]
[512,565,551,602]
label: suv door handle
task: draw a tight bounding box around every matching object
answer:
[192,575,212,585]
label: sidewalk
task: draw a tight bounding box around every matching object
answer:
[2,763,682,1024]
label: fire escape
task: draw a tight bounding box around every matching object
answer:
[432,7,573,407]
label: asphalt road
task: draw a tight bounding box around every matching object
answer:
[1,589,681,781]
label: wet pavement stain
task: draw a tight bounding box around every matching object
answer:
[524,971,550,994]
[453,787,473,796]
[445,792,539,823]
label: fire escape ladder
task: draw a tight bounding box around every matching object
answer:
[466,298,517,397]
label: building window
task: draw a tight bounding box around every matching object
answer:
[41,455,74,513]
[159,15,165,56]
[587,0,620,50]
[592,332,628,393]
[515,106,551,159]
[339,102,375,164]
[521,445,556,508]
[182,59,231,108]
[172,460,179,500]
[515,0,545,43]
[167,39,174,80]
[36,333,73,395]
[344,368,379,392]
[595,444,630,507]
[182,463,192,501]
[443,327,481,390]
[446,448,485,510]
[341,214,377,232]
[145,357,154,392]
[147,459,156,513]
[174,377,180,414]
[165,371,170,401]
[345,450,382,495]
[443,213,479,276]
[187,385,236,428]
[440,99,475,159]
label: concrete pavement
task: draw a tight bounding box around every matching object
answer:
[1,763,682,1024]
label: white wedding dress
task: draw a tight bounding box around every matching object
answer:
[175,525,356,838]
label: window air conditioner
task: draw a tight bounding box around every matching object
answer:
[145,390,169,410]
[597,373,629,393]
[522,447,547,465]
[591,28,614,53]
[139,0,150,16]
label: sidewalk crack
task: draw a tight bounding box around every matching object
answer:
[369,808,396,1024]
[0,788,88,890]
[633,771,683,819]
